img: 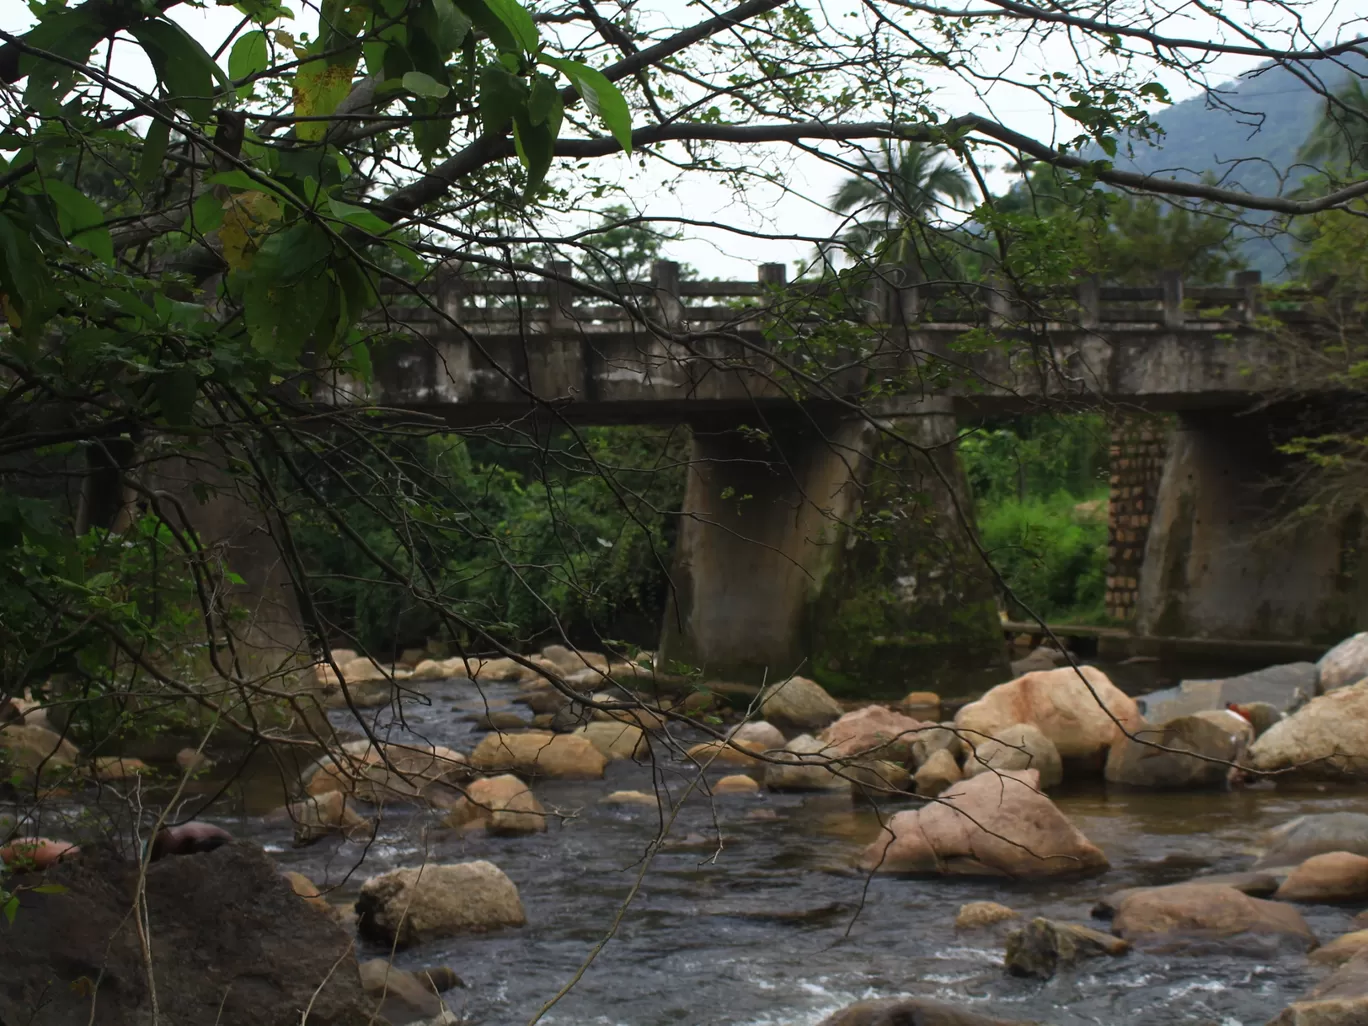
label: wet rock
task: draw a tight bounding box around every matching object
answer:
[1004,917,1130,977]
[1137,663,1319,724]
[848,759,912,794]
[175,748,213,774]
[471,655,545,683]
[1193,707,1257,745]
[898,691,942,720]
[819,705,926,761]
[964,723,1062,788]
[0,837,79,871]
[911,723,967,768]
[150,822,234,859]
[0,842,372,1026]
[283,871,330,911]
[356,860,525,948]
[686,738,766,768]
[309,743,470,804]
[764,734,849,791]
[0,723,79,777]
[956,901,1020,929]
[859,768,1108,878]
[1111,883,1317,953]
[589,693,667,731]
[713,773,760,795]
[1092,872,1282,918]
[469,710,529,731]
[955,666,1141,767]
[1319,632,1368,692]
[532,713,557,729]
[470,730,607,779]
[574,721,647,760]
[411,658,451,680]
[358,959,450,1024]
[756,675,843,731]
[540,644,610,676]
[1256,812,1368,868]
[1312,930,1368,966]
[517,687,571,716]
[730,720,787,751]
[1356,910,1368,930]
[90,756,152,781]
[913,747,962,797]
[599,790,659,807]
[443,774,546,835]
[320,679,397,709]
[1104,715,1244,790]
[549,702,595,732]
[289,791,372,846]
[1247,680,1368,781]
[1267,948,1368,1025]
[1275,852,1368,903]
[818,997,1037,1026]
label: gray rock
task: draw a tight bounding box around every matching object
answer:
[1255,812,1368,869]
[1092,872,1281,919]
[1319,632,1368,692]
[1103,715,1242,790]
[757,676,843,731]
[1137,662,1319,722]
[1004,917,1129,977]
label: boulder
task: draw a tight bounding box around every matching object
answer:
[956,901,1019,929]
[1267,949,1368,1026]
[1275,852,1368,903]
[764,734,849,792]
[1004,917,1129,977]
[819,705,926,761]
[90,756,152,781]
[443,775,546,835]
[1312,930,1368,966]
[0,842,372,1026]
[540,644,610,676]
[308,743,469,804]
[729,720,786,750]
[599,790,658,807]
[573,722,647,760]
[357,959,449,1025]
[913,747,962,797]
[1104,715,1244,790]
[0,723,79,776]
[289,792,372,846]
[1320,632,1368,692]
[283,871,330,911]
[1256,813,1368,868]
[517,687,571,716]
[1140,663,1321,725]
[1192,707,1257,744]
[859,769,1108,878]
[588,693,667,730]
[0,837,79,871]
[356,861,525,948]
[470,710,529,731]
[320,679,396,709]
[469,656,542,683]
[756,675,843,731]
[1110,883,1317,953]
[817,998,1037,1026]
[1247,680,1368,780]
[848,759,912,794]
[470,730,607,779]
[411,658,451,680]
[964,723,1062,788]
[911,723,967,767]
[713,774,760,795]
[898,691,942,720]
[1093,872,1280,918]
[686,739,766,769]
[175,748,213,774]
[955,666,1140,766]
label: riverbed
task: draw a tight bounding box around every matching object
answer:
[185,674,1364,1026]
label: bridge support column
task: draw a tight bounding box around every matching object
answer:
[1135,409,1368,642]
[1106,414,1170,623]
[659,405,1006,695]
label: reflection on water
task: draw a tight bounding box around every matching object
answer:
[189,677,1366,1025]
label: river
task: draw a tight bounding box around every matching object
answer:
[186,673,1365,1026]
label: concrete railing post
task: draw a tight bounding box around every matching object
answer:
[1161,270,1185,328]
[1235,269,1262,324]
[1077,274,1101,330]
[651,259,683,329]
[435,261,463,323]
[547,259,574,332]
[896,263,922,325]
[758,262,787,288]
[982,275,1012,327]
[864,264,892,324]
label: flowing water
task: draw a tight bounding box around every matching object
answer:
[186,677,1363,1025]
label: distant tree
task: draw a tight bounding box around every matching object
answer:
[830,142,975,272]
[579,205,691,283]
[1301,78,1368,171]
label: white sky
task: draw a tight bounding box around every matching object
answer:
[2,0,1365,277]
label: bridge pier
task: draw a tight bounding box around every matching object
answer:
[658,405,1006,693]
[1135,409,1368,643]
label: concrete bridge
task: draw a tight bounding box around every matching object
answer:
[303,262,1361,691]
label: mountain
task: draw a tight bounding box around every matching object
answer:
[1097,57,1366,278]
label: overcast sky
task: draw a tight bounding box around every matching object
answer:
[2,0,1365,277]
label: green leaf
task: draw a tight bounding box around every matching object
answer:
[130,20,226,124]
[402,70,450,99]
[478,64,527,134]
[483,0,538,52]
[3,895,17,925]
[44,180,112,263]
[528,73,558,126]
[429,0,472,55]
[327,197,392,236]
[541,57,632,153]
[512,113,554,197]
[0,212,55,333]
[30,884,67,895]
[184,192,227,236]
[450,0,516,53]
[229,31,270,97]
[137,118,171,188]
[232,0,294,23]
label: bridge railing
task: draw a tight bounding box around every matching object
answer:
[374,262,1312,334]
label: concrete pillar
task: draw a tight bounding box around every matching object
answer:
[659,405,1006,693]
[1135,409,1368,642]
[1105,414,1170,624]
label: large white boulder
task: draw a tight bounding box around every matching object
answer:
[356,861,525,948]
[1247,679,1368,781]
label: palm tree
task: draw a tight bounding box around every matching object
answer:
[829,141,975,268]
[1300,78,1368,171]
